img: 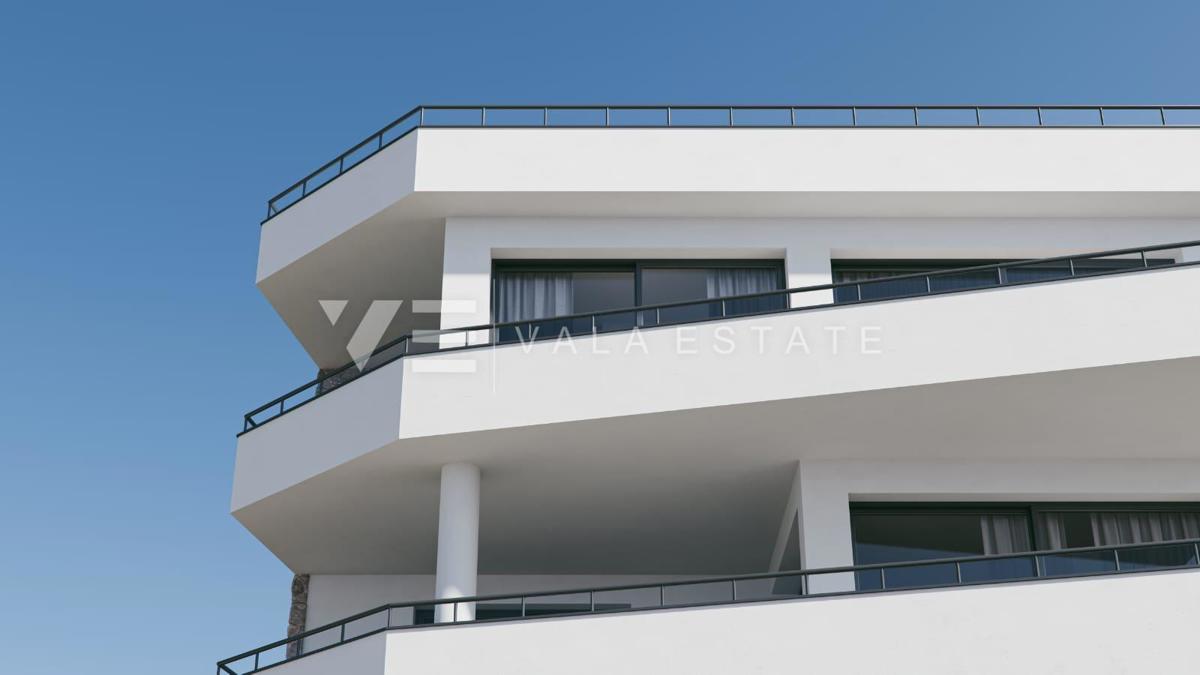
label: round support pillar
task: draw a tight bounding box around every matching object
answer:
[434,462,480,622]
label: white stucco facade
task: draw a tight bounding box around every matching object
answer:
[225,121,1200,675]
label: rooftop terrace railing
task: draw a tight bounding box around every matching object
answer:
[217,537,1200,675]
[239,239,1200,434]
[264,104,1200,221]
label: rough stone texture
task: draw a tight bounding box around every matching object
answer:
[286,574,310,659]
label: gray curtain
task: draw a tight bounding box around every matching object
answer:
[496,272,573,322]
[705,268,780,298]
[980,515,1032,555]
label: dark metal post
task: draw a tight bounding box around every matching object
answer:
[730,579,737,601]
[856,284,863,301]
[925,276,932,294]
[1034,555,1043,578]
[879,568,887,590]
[1113,549,1121,571]
[659,585,665,607]
[590,591,595,612]
[1141,250,1149,267]
[1098,107,1106,126]
[975,107,981,126]
[955,562,963,584]
[520,596,527,617]
[1068,258,1076,276]
[1160,107,1167,126]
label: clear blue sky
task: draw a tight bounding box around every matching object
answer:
[0,1,1195,673]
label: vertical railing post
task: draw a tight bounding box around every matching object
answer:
[520,595,527,618]
[728,107,733,126]
[925,276,932,294]
[1113,549,1122,571]
[481,107,487,126]
[879,568,887,590]
[800,574,807,596]
[1193,542,1200,566]
[851,107,858,126]
[720,299,727,316]
[659,585,665,607]
[730,579,737,601]
[1036,107,1043,126]
[790,107,796,126]
[590,590,595,612]
[543,107,548,126]
[1034,555,1043,578]
[666,106,672,126]
[955,562,963,584]
[254,653,259,672]
[1068,258,1076,276]
[605,106,610,126]
[1160,107,1167,126]
[1141,250,1149,267]
[856,284,863,301]
[975,107,981,126]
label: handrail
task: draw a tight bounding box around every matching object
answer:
[217,537,1200,674]
[263,104,1200,221]
[240,239,1200,433]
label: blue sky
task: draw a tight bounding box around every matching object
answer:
[0,1,1196,673]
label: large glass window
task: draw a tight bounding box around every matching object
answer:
[850,504,1200,590]
[851,508,1034,590]
[493,260,784,341]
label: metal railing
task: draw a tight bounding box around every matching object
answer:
[240,239,1200,434]
[263,104,1200,221]
[217,537,1200,674]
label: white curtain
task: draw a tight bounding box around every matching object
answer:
[980,515,1031,555]
[496,272,573,322]
[1089,511,1200,546]
[705,268,780,298]
[1037,511,1200,549]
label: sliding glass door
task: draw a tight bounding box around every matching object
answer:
[493,260,785,342]
[850,503,1200,590]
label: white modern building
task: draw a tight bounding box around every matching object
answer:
[222,105,1200,675]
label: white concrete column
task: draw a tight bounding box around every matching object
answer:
[784,245,834,308]
[795,462,856,594]
[434,462,480,622]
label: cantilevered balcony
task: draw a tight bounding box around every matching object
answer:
[231,241,1200,578]
[217,538,1200,675]
[252,105,1200,371]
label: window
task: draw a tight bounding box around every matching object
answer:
[851,507,1034,589]
[493,260,785,341]
[850,503,1200,589]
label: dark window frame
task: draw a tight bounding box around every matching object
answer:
[490,258,786,323]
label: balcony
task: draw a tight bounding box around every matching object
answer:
[253,107,1200,371]
[231,242,1200,575]
[243,241,1200,433]
[217,538,1200,675]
